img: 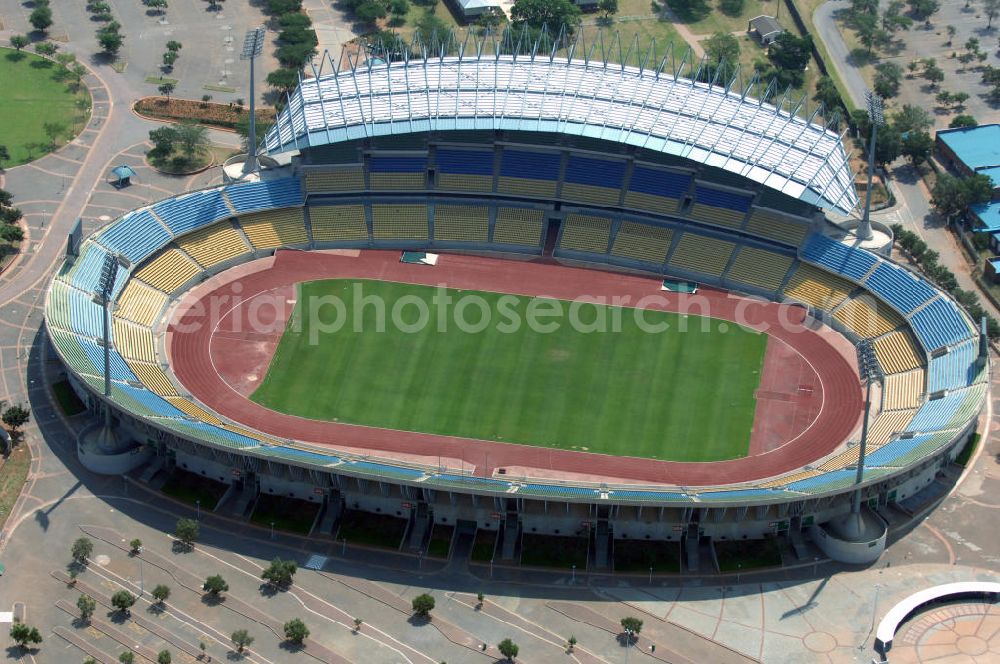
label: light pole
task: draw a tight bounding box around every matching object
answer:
[270,521,275,540]
[858,90,885,242]
[239,27,265,176]
[196,499,201,521]
[851,340,884,522]
[736,562,742,586]
[138,553,144,597]
[490,558,494,578]
[571,564,575,583]
[649,566,653,585]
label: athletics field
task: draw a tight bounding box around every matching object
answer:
[251,279,768,462]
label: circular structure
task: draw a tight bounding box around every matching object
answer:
[46,50,987,554]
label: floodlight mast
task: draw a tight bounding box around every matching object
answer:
[858,90,885,242]
[851,338,883,517]
[240,27,266,176]
[97,253,119,429]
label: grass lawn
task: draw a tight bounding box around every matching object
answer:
[253,279,767,462]
[471,530,497,562]
[51,379,86,417]
[0,445,31,533]
[425,524,455,558]
[715,537,783,571]
[520,534,589,569]
[250,494,320,534]
[336,510,407,550]
[160,469,228,510]
[665,0,773,35]
[0,48,90,167]
[954,433,980,468]
[613,539,681,573]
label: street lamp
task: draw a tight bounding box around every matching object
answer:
[858,90,885,242]
[239,27,265,176]
[571,564,576,583]
[270,521,275,540]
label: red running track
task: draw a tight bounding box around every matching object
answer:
[167,250,863,486]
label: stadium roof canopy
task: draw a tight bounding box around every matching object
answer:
[265,50,858,214]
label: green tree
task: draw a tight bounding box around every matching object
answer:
[952,92,970,109]
[985,0,1000,28]
[950,114,978,128]
[881,0,912,31]
[97,21,124,56]
[598,0,619,19]
[262,558,297,588]
[874,124,902,166]
[767,32,813,87]
[855,12,888,55]
[29,6,53,33]
[354,1,386,24]
[35,42,58,56]
[71,537,93,565]
[119,652,134,664]
[158,82,175,100]
[720,0,744,16]
[510,0,582,31]
[873,62,903,99]
[266,67,300,93]
[353,617,363,631]
[42,122,66,148]
[162,51,177,69]
[175,518,199,547]
[10,35,29,52]
[901,130,934,166]
[907,0,940,20]
[0,145,9,167]
[231,629,254,653]
[129,539,142,555]
[922,62,945,89]
[411,593,435,617]
[145,0,168,13]
[620,616,643,640]
[77,594,96,621]
[151,584,170,605]
[283,618,309,644]
[567,635,577,651]
[498,638,519,662]
[2,404,30,432]
[111,590,136,615]
[9,622,42,651]
[174,122,208,159]
[0,225,24,243]
[166,40,182,53]
[203,574,229,597]
[703,31,740,68]
[157,650,171,664]
[893,104,933,134]
[813,76,842,111]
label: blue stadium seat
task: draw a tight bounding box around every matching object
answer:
[153,189,232,234]
[519,484,601,498]
[225,177,304,213]
[927,338,980,393]
[113,382,188,419]
[435,149,494,175]
[864,263,936,314]
[694,186,752,212]
[801,233,878,281]
[260,446,341,465]
[608,489,688,501]
[168,420,261,448]
[905,389,973,432]
[627,167,691,198]
[864,434,933,467]
[499,150,561,180]
[909,298,973,351]
[784,469,856,492]
[78,335,139,383]
[346,461,424,478]
[95,210,171,265]
[67,285,105,338]
[68,244,128,300]
[564,156,626,188]
[369,156,427,172]
[697,488,774,500]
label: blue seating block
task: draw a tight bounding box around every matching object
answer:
[79,335,138,383]
[154,189,231,234]
[628,167,691,199]
[499,150,560,180]
[435,149,494,175]
[564,156,626,188]
[694,186,752,212]
[801,233,878,281]
[909,298,973,351]
[864,434,933,467]
[369,156,427,173]
[864,263,936,314]
[927,338,980,393]
[95,210,171,265]
[906,390,968,432]
[226,177,304,213]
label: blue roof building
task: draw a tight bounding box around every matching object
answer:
[935,124,1000,192]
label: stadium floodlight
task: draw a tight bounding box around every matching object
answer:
[240,27,266,176]
[851,339,883,517]
[857,90,885,242]
[96,253,120,432]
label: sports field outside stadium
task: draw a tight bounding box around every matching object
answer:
[251,279,768,462]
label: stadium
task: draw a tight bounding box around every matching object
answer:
[45,42,988,569]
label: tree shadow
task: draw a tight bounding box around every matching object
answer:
[406,614,432,627]
[146,602,165,616]
[201,593,226,607]
[107,609,129,625]
[258,583,278,598]
[70,617,91,629]
[4,646,37,659]
[848,48,877,68]
[172,540,193,554]
[225,650,247,661]
[5,52,27,62]
[278,641,305,654]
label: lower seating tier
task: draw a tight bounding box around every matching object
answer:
[558,214,612,254]
[135,248,201,294]
[309,205,368,243]
[114,281,168,327]
[726,247,793,293]
[492,207,544,247]
[239,208,308,249]
[371,204,428,240]
[874,330,925,374]
[176,220,249,268]
[832,295,903,338]
[667,233,735,277]
[433,205,489,243]
[782,263,853,311]
[610,221,672,264]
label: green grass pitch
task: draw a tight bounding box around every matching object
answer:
[251,280,769,462]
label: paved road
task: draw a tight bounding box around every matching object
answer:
[814,0,866,108]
